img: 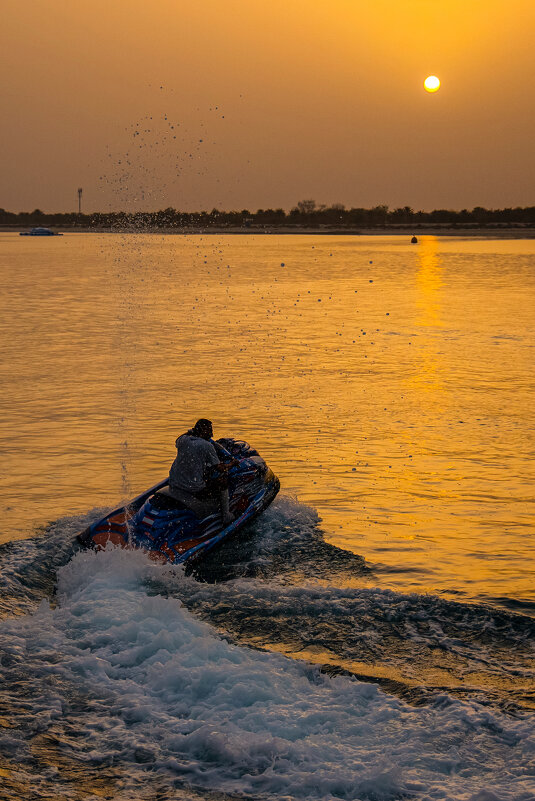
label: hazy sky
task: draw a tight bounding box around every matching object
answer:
[1,0,534,212]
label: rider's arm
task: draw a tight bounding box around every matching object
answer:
[211,440,239,468]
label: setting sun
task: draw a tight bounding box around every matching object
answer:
[424,75,441,92]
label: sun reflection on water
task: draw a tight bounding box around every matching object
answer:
[416,235,443,328]
[410,235,446,401]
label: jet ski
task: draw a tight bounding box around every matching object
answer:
[77,438,280,565]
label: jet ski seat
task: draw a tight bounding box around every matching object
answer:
[149,488,189,511]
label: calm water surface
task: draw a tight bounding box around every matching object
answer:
[1,233,534,801]
[1,233,534,609]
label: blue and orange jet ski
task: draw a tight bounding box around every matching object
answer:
[77,439,280,565]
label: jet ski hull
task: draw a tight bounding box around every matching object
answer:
[77,439,279,564]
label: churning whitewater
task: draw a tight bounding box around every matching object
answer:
[0,498,533,801]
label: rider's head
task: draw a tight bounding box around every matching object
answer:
[192,418,213,440]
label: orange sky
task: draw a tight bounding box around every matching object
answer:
[1,0,534,212]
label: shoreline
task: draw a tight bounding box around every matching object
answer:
[3,225,535,238]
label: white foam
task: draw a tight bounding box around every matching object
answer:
[0,546,533,800]
[0,510,100,618]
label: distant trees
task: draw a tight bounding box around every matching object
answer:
[390,206,414,224]
[295,199,317,214]
[368,205,390,226]
[1,203,534,230]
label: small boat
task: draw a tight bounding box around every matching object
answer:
[411,235,418,244]
[20,227,63,236]
[77,438,280,565]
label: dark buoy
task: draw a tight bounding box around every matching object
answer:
[411,235,418,244]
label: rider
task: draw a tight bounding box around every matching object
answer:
[168,419,235,524]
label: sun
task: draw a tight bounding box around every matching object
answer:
[424,75,441,93]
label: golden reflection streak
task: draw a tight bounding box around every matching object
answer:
[416,235,443,328]
[397,236,450,542]
[411,235,446,399]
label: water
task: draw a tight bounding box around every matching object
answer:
[0,233,534,799]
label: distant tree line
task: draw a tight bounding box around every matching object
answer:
[1,201,534,230]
